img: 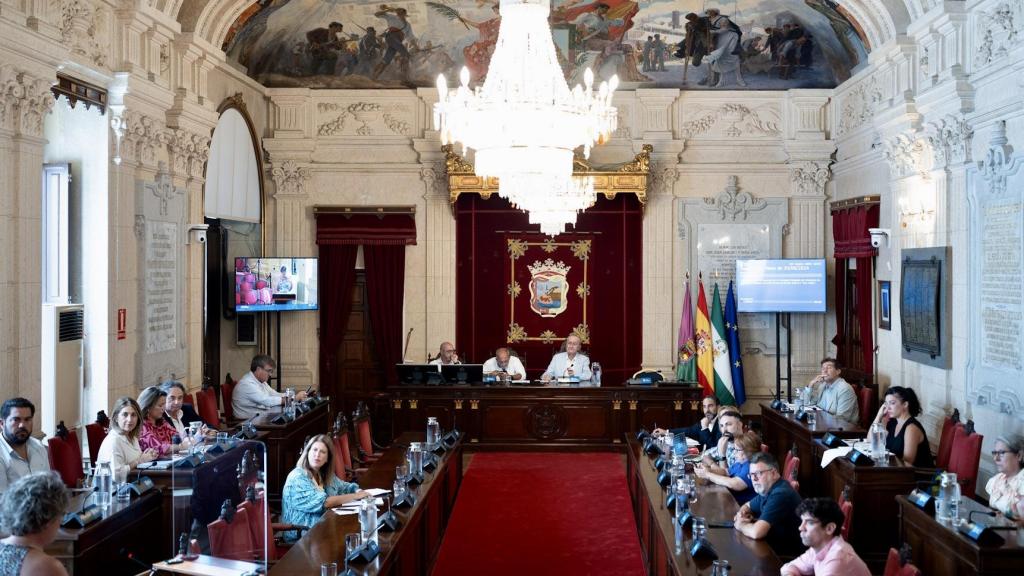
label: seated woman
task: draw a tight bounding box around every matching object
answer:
[872,386,934,467]
[281,434,370,540]
[138,386,187,457]
[0,472,71,576]
[695,430,759,505]
[986,434,1024,525]
[97,397,158,478]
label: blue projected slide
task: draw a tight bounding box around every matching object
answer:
[735,259,826,313]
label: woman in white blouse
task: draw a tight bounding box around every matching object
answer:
[97,397,157,478]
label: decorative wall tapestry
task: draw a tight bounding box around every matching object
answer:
[506,237,592,345]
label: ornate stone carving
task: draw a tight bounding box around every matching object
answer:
[980,121,1014,195]
[122,111,165,167]
[883,131,934,179]
[649,163,679,196]
[270,160,311,196]
[703,176,768,220]
[419,163,447,199]
[60,0,109,69]
[151,162,182,216]
[925,116,974,169]
[975,2,1021,68]
[134,215,146,239]
[790,161,831,196]
[837,75,882,136]
[0,65,55,137]
[316,101,412,137]
[168,128,211,179]
[680,103,780,138]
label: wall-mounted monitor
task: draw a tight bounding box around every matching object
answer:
[235,257,318,312]
[735,259,827,313]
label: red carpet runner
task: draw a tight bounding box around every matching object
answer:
[431,452,645,576]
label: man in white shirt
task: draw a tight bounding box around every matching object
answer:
[429,342,460,366]
[232,355,308,420]
[483,347,526,381]
[808,358,859,423]
[0,398,50,492]
[541,334,592,381]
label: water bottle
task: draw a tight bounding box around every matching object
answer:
[870,422,887,462]
[949,479,962,526]
[936,472,957,524]
[95,462,112,508]
[426,417,440,451]
[285,388,296,419]
[358,497,378,544]
[408,442,424,476]
[592,362,602,385]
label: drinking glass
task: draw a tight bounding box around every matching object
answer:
[216,431,229,448]
[806,411,816,428]
[114,466,131,502]
[345,533,362,556]
[711,559,731,575]
[692,516,708,540]
[393,479,406,500]
[396,464,409,483]
[320,562,338,576]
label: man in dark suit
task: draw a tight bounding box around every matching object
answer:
[161,381,206,436]
[653,394,722,450]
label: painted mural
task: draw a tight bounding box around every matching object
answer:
[224,0,869,90]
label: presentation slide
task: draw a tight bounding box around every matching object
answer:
[235,257,319,312]
[735,259,826,313]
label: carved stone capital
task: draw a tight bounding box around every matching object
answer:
[0,65,55,138]
[270,160,311,197]
[703,176,768,221]
[419,163,447,200]
[882,131,933,179]
[980,121,1014,195]
[924,116,974,169]
[649,163,679,196]
[168,128,211,179]
[122,111,166,168]
[790,161,832,197]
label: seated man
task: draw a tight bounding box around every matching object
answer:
[0,398,50,491]
[540,334,591,381]
[232,355,308,420]
[653,394,722,450]
[781,497,870,576]
[430,342,460,366]
[734,452,803,557]
[808,358,858,423]
[483,347,526,381]
[701,409,744,475]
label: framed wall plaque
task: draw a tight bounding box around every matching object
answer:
[879,280,891,330]
[900,247,949,368]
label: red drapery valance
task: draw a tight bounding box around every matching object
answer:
[314,213,417,246]
[831,204,879,258]
[830,202,879,374]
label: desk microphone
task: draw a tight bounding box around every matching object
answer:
[968,509,997,524]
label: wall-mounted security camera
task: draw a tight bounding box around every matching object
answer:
[186,224,209,245]
[868,227,891,249]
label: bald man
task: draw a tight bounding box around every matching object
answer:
[429,342,460,366]
[541,335,592,381]
[483,347,526,381]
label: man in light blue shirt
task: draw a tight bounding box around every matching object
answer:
[0,398,50,492]
[541,334,592,381]
[809,358,859,424]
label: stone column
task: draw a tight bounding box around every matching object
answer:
[422,162,456,360]
[642,147,680,373]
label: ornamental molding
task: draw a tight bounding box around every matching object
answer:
[649,162,679,196]
[419,163,447,200]
[60,0,110,69]
[679,103,781,139]
[979,121,1014,195]
[167,128,211,179]
[882,130,934,179]
[790,161,832,197]
[316,101,413,137]
[975,1,1022,68]
[837,75,882,137]
[703,176,768,220]
[924,116,974,169]
[270,160,311,197]
[121,111,166,168]
[0,65,55,137]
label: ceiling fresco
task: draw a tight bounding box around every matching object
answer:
[224,0,870,90]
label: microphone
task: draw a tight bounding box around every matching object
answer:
[968,509,997,524]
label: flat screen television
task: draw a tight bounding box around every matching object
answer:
[235,257,318,312]
[735,259,826,313]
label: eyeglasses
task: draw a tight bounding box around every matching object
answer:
[749,468,773,479]
[991,450,1018,457]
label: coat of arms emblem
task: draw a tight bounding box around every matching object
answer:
[527,259,571,318]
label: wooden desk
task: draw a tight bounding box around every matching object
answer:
[626,436,782,575]
[270,431,463,575]
[759,403,863,492]
[48,489,163,575]
[898,495,1024,576]
[153,554,264,576]
[818,441,924,572]
[390,384,703,448]
[252,400,331,499]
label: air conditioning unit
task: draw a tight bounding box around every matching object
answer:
[42,304,84,436]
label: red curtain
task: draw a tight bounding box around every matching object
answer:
[315,213,416,246]
[364,245,407,387]
[316,245,358,395]
[830,203,879,373]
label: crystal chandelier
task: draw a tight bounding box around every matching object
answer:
[433,0,618,235]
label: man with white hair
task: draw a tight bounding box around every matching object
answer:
[704,8,746,87]
[541,334,592,381]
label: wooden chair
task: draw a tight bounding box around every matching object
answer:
[222,373,236,421]
[948,420,983,497]
[182,392,195,406]
[331,414,365,482]
[47,422,84,488]
[936,408,962,470]
[237,486,306,562]
[84,411,109,465]
[856,386,876,430]
[207,500,257,562]
[196,386,221,429]
[782,444,800,493]
[352,402,386,463]
[883,544,921,576]
[838,485,853,540]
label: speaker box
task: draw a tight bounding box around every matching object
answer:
[236,313,257,346]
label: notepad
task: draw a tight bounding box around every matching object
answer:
[365,488,391,497]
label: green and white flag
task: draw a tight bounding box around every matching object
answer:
[710,282,736,406]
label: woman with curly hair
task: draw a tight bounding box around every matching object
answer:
[0,471,70,575]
